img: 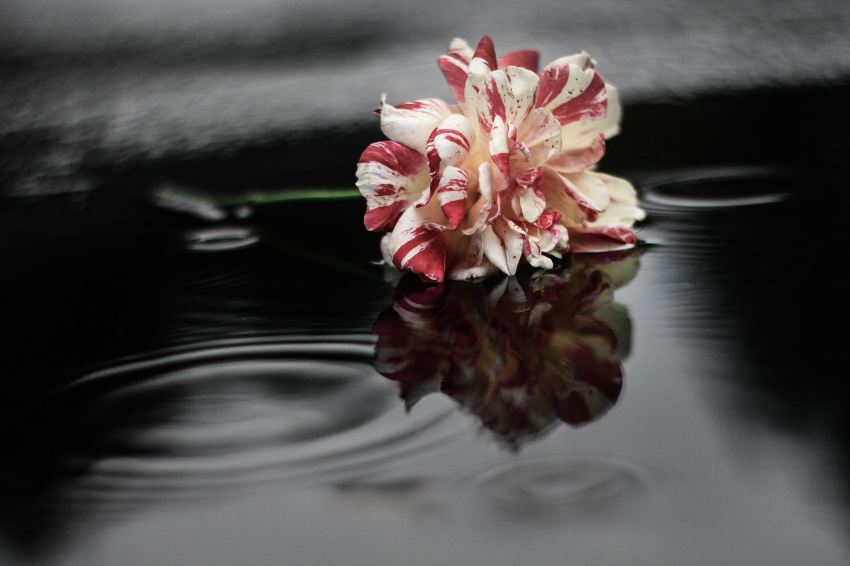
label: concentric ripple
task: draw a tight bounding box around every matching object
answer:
[470,456,650,507]
[641,167,796,212]
[184,226,259,252]
[51,336,460,496]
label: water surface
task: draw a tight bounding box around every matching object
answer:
[0,160,848,565]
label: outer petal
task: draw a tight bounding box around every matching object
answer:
[498,50,540,72]
[438,38,474,105]
[356,141,429,231]
[569,173,645,253]
[388,202,450,282]
[472,35,498,70]
[547,133,605,173]
[380,96,452,154]
[536,53,607,127]
[562,171,612,219]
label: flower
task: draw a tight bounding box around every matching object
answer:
[356,36,645,282]
[373,252,639,445]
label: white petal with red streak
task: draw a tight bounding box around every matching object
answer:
[516,107,562,166]
[483,219,525,276]
[547,133,605,173]
[388,203,449,282]
[465,66,539,135]
[356,141,429,232]
[432,166,468,230]
[428,113,474,172]
[562,171,611,216]
[438,38,474,105]
[536,53,607,127]
[488,115,511,181]
[380,96,451,154]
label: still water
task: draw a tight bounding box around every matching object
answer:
[0,168,848,565]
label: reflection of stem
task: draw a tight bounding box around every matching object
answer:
[156,184,361,210]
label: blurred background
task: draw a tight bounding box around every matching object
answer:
[2,0,849,195]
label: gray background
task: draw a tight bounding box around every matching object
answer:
[2,0,849,193]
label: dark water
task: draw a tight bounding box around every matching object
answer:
[2,102,850,563]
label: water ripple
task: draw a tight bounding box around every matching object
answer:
[470,456,650,507]
[49,336,460,496]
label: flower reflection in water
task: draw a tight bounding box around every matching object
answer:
[374,252,639,446]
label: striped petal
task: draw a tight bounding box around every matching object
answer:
[388,201,450,282]
[426,113,474,176]
[498,50,540,72]
[569,173,644,253]
[380,96,452,154]
[356,141,429,232]
[536,53,607,127]
[514,167,545,223]
[433,166,468,230]
[466,66,539,135]
[438,38,474,105]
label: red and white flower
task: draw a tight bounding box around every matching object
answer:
[356,36,644,282]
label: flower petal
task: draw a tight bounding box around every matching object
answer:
[569,226,638,253]
[562,171,612,218]
[388,202,450,282]
[483,219,525,276]
[466,66,539,135]
[380,96,452,154]
[472,35,497,70]
[463,162,501,235]
[356,141,429,231]
[537,167,585,225]
[516,107,562,166]
[547,133,605,173]
[536,53,607,127]
[426,113,474,175]
[583,173,646,227]
[432,165,468,230]
[488,115,512,181]
[515,167,545,223]
[447,231,498,280]
[438,38,474,105]
[498,50,540,72]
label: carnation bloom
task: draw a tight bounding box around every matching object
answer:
[356,36,645,282]
[373,252,639,444]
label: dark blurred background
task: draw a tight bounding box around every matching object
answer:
[2,0,849,196]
